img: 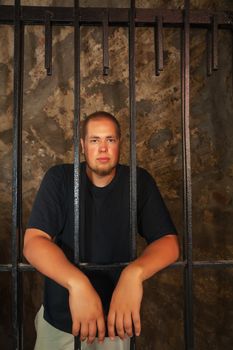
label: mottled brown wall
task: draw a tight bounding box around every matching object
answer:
[0,1,233,349]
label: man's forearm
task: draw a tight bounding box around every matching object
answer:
[23,228,89,291]
[124,234,179,283]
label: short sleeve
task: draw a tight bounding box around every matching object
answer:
[137,168,177,244]
[27,165,66,238]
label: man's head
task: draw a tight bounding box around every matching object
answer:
[81,111,121,140]
[81,111,121,181]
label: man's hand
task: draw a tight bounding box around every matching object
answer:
[107,265,143,340]
[68,278,106,345]
[23,229,106,345]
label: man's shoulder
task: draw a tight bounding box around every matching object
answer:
[46,163,74,177]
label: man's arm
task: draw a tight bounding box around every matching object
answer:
[23,228,106,345]
[107,234,179,340]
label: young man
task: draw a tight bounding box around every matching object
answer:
[24,111,179,350]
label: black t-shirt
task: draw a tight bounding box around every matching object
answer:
[27,162,177,333]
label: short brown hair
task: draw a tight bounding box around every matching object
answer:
[81,111,121,139]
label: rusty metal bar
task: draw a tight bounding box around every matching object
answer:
[45,11,52,76]
[181,1,194,349]
[103,9,109,76]
[12,0,24,349]
[129,1,137,349]
[74,0,81,349]
[212,15,218,71]
[1,6,233,29]
[207,28,213,76]
[155,16,164,76]
[129,0,137,269]
[2,259,233,273]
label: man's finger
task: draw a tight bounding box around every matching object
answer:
[123,313,133,337]
[80,322,88,341]
[132,310,141,336]
[87,320,97,344]
[72,320,80,337]
[97,316,106,343]
[115,312,124,340]
[107,310,116,340]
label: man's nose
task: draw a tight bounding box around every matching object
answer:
[99,140,107,152]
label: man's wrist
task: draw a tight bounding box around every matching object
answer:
[122,262,144,283]
[66,269,90,292]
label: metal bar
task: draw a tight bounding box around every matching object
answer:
[212,15,218,71]
[155,16,164,76]
[2,259,233,272]
[129,0,137,271]
[182,1,194,349]
[74,1,81,349]
[1,6,233,29]
[103,9,109,75]
[129,1,137,349]
[206,28,212,76]
[45,11,53,76]
[12,0,24,349]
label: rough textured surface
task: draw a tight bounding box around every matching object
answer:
[0,0,233,349]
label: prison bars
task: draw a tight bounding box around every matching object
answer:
[12,0,23,349]
[182,1,193,348]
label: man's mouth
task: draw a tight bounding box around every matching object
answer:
[97,157,110,163]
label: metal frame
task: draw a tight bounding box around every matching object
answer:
[0,1,233,349]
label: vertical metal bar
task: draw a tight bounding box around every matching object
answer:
[212,15,218,71]
[103,9,109,76]
[129,1,137,349]
[155,16,164,76]
[74,0,81,349]
[12,0,24,349]
[45,11,52,76]
[206,28,212,76]
[181,1,194,349]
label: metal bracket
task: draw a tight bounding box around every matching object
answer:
[45,10,53,75]
[155,15,164,76]
[102,9,109,76]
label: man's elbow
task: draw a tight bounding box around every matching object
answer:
[23,228,47,262]
[164,234,180,263]
[23,229,32,262]
[171,234,180,262]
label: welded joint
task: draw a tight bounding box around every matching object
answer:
[45,10,53,76]
[155,15,164,76]
[102,9,109,76]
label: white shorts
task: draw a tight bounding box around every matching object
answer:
[34,306,131,350]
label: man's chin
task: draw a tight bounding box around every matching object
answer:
[94,167,115,176]
[87,164,116,177]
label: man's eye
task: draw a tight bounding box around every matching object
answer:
[107,138,116,143]
[90,139,98,143]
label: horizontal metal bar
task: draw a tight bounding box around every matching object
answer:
[1,260,233,272]
[193,260,233,268]
[0,6,233,29]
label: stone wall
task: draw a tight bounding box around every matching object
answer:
[0,1,233,349]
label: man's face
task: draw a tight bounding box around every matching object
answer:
[81,117,120,177]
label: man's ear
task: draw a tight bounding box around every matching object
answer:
[80,138,84,154]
